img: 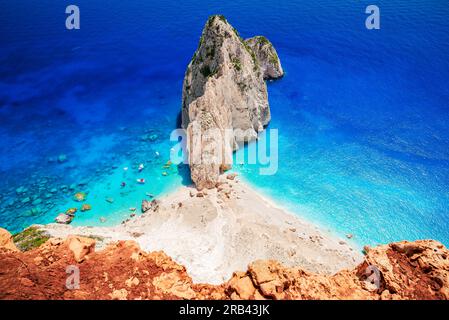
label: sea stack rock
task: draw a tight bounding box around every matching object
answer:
[245,36,284,80]
[181,15,282,190]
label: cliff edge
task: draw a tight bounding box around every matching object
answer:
[0,228,447,300]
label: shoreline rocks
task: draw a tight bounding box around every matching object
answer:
[55,213,73,224]
[141,199,160,213]
[81,204,92,212]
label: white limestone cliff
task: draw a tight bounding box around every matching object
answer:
[181,15,283,189]
[245,36,284,80]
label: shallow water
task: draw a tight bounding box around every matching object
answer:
[0,1,448,247]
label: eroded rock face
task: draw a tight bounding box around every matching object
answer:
[181,15,281,190]
[245,36,284,80]
[66,236,96,263]
[0,228,447,300]
[0,228,18,252]
[0,230,222,300]
[357,241,449,299]
[226,240,449,300]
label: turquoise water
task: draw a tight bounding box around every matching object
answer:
[0,1,448,247]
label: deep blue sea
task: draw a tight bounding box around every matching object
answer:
[0,0,448,247]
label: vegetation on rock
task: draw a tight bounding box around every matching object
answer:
[12,226,50,251]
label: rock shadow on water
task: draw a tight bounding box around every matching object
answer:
[175,111,182,129]
[177,163,193,186]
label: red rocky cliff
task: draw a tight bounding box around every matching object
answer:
[0,228,447,300]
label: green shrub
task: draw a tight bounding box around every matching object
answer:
[256,36,270,45]
[232,57,242,71]
[200,65,213,77]
[12,226,50,251]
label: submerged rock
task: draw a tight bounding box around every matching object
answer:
[65,207,77,216]
[81,204,92,212]
[30,207,41,215]
[163,160,172,169]
[15,186,28,195]
[226,173,238,180]
[57,154,67,163]
[31,198,42,206]
[181,15,282,189]
[74,192,86,202]
[140,133,158,142]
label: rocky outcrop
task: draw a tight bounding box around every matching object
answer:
[55,213,74,224]
[245,36,284,80]
[181,15,281,190]
[0,227,447,300]
[0,228,18,252]
[66,236,96,263]
[226,240,449,300]
[0,230,222,300]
